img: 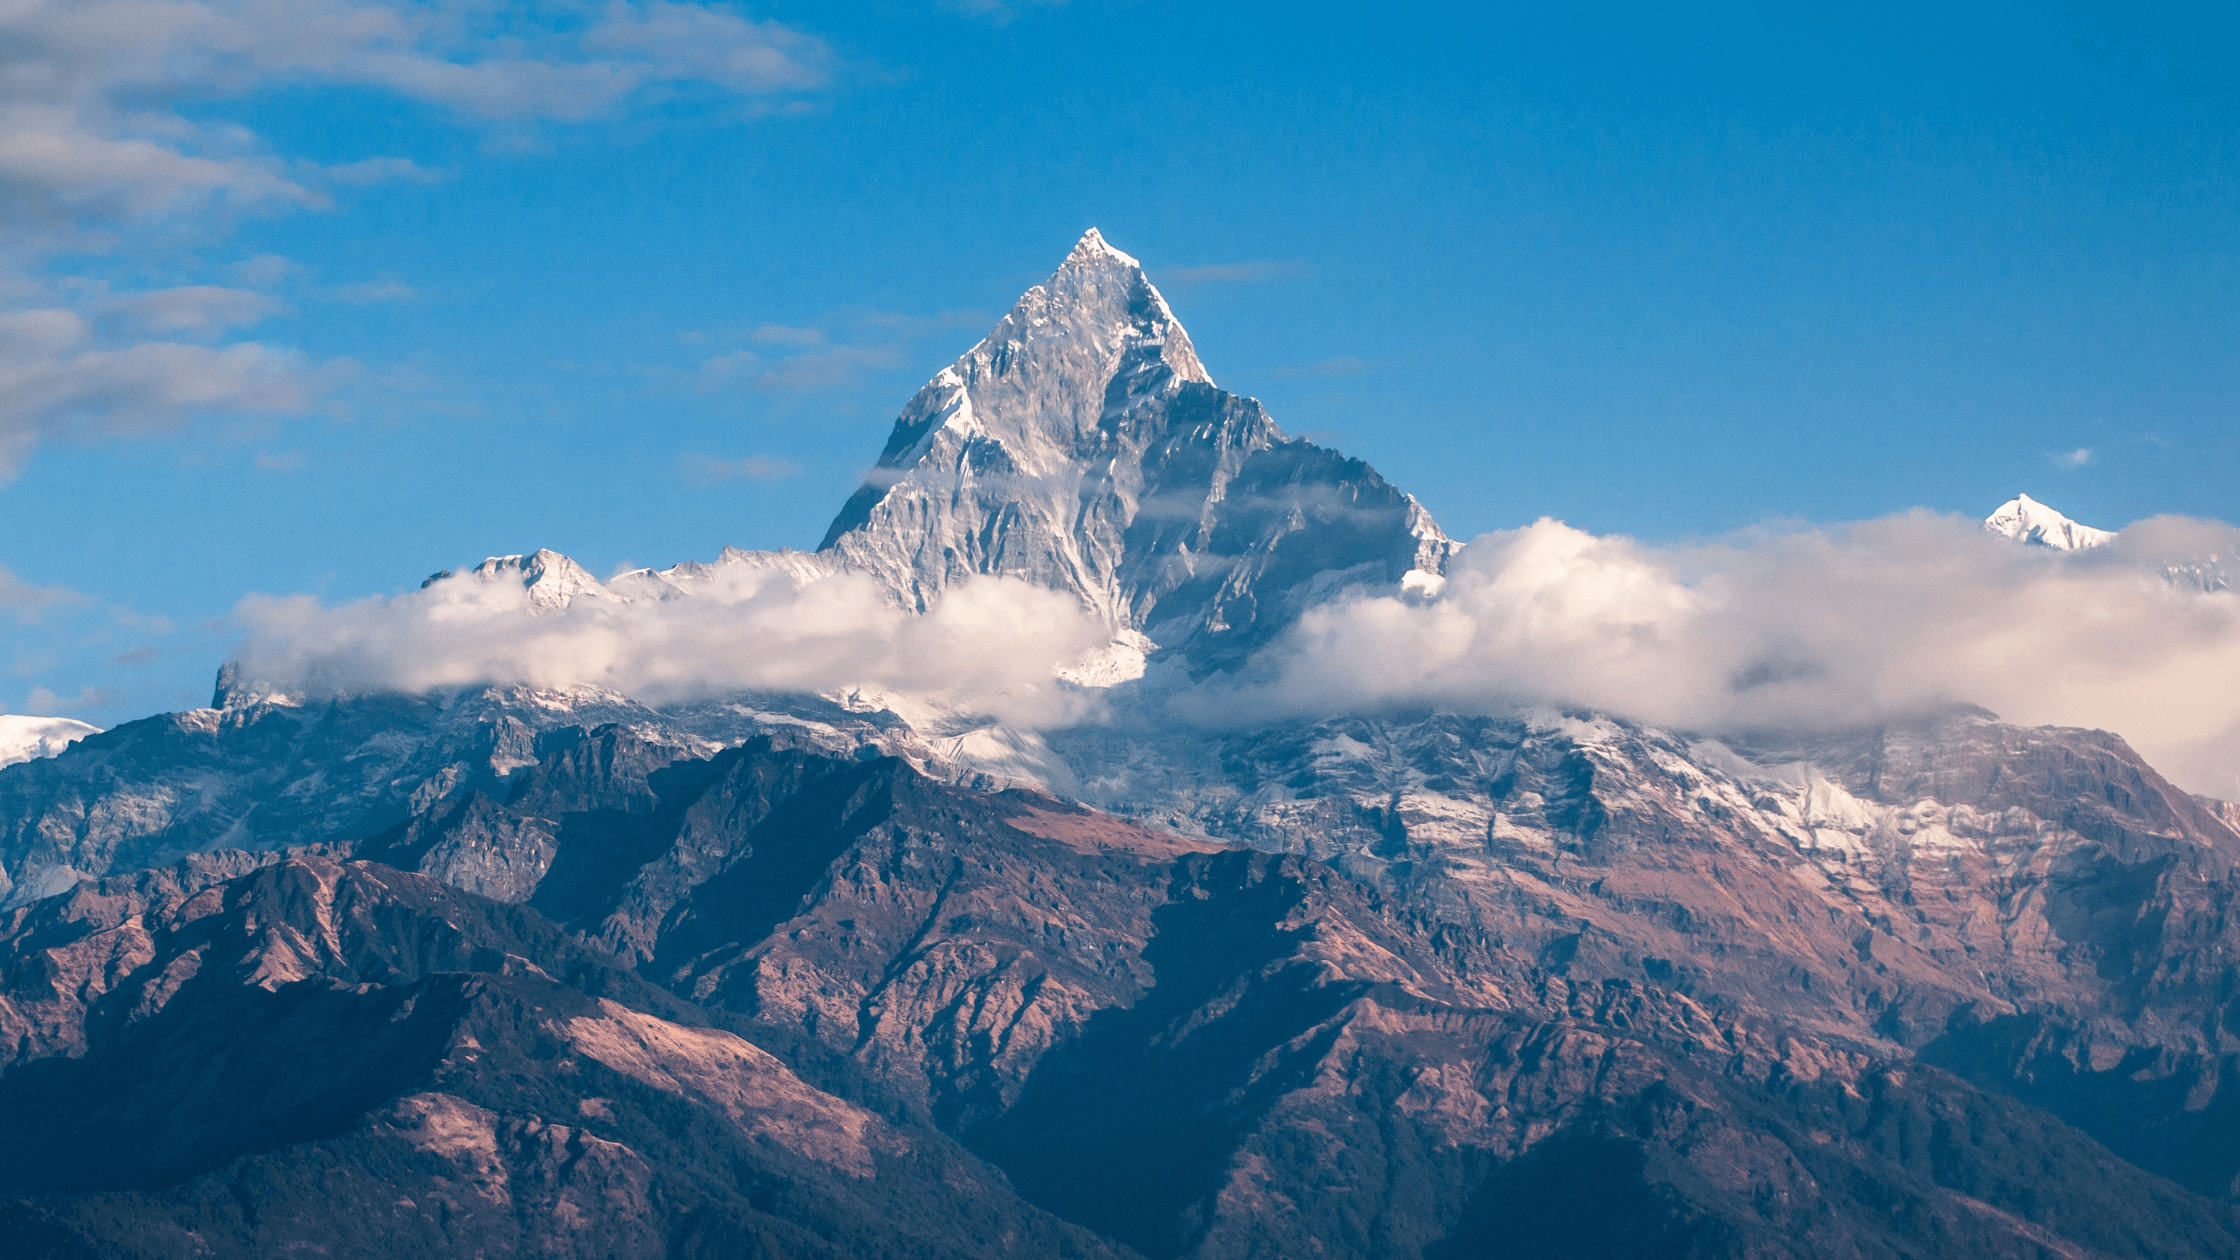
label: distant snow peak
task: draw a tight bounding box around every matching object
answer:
[470,549,620,612]
[1984,493,2114,551]
[0,714,100,769]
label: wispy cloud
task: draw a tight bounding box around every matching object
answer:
[333,278,416,304]
[1159,260,1310,285]
[695,348,762,393]
[230,255,299,287]
[854,309,986,336]
[0,566,92,625]
[754,343,906,392]
[254,449,307,473]
[679,452,801,484]
[2,565,182,721]
[101,285,287,335]
[0,308,350,478]
[25,684,120,714]
[2050,447,2094,469]
[940,0,1068,26]
[320,156,445,187]
[749,323,825,348]
[0,0,842,477]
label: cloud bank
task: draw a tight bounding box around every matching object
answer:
[1176,512,2240,797]
[222,511,2240,798]
[230,562,1108,729]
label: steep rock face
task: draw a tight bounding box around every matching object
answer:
[0,687,960,909]
[0,687,682,907]
[818,229,1453,668]
[8,762,2239,1260]
[1043,706,2240,1203]
[0,855,1128,1260]
[15,678,2240,1239]
[1048,709,2240,1040]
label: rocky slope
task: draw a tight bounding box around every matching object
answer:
[7,744,2240,1258]
[0,849,1126,1260]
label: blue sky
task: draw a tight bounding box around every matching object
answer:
[2,0,2235,724]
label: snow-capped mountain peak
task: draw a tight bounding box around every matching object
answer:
[467,549,620,612]
[1984,493,2115,550]
[813,229,1453,667]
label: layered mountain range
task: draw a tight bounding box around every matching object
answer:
[4,233,2239,1259]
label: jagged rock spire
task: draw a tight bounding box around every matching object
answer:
[817,230,1453,669]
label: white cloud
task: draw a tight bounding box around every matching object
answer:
[2052,447,2094,468]
[0,102,315,225]
[0,2,834,127]
[0,307,343,477]
[210,505,2240,795]
[579,1,830,97]
[231,563,1106,728]
[1174,512,2240,798]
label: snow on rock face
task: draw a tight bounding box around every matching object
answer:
[816,228,1455,670]
[1984,493,2114,550]
[0,714,99,769]
[464,549,622,612]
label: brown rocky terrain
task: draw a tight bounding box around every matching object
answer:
[6,730,2240,1257]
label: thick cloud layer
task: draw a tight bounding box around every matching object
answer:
[228,511,2240,798]
[230,561,1107,729]
[1176,511,2240,797]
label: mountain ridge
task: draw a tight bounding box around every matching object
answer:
[4,231,2239,1258]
